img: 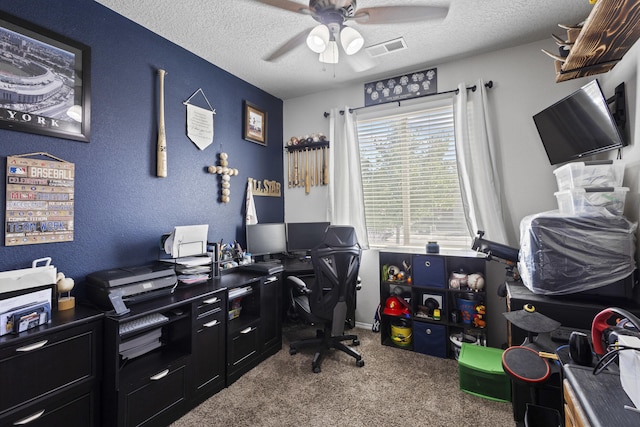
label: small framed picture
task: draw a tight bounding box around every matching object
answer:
[243,101,267,146]
[0,13,91,142]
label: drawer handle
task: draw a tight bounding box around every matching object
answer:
[426,329,432,335]
[16,340,48,352]
[203,319,220,328]
[240,327,253,334]
[203,297,220,304]
[424,261,431,267]
[13,409,45,425]
[265,276,277,283]
[150,369,170,381]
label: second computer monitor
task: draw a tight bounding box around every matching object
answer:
[286,222,330,255]
[246,223,287,259]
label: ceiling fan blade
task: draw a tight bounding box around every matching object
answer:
[352,6,449,25]
[253,0,313,15]
[264,28,311,62]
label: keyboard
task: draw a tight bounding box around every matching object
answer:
[120,312,169,335]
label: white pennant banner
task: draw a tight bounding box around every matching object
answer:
[186,104,214,150]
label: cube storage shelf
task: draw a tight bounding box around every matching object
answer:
[379,251,487,359]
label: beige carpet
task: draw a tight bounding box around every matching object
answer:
[172,325,514,427]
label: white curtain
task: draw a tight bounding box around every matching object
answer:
[454,80,508,244]
[328,106,369,249]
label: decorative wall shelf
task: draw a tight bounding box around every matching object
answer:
[550,0,640,82]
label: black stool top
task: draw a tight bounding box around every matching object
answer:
[502,346,550,383]
[502,304,560,334]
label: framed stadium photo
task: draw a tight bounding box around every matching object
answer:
[0,13,91,142]
[243,100,267,146]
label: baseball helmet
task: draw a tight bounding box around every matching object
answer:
[383,296,411,318]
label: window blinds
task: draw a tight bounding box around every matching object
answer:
[356,101,471,249]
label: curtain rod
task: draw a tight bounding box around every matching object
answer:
[323,80,493,117]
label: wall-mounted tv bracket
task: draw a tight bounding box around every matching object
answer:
[607,82,627,131]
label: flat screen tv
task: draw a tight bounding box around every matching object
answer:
[533,79,626,165]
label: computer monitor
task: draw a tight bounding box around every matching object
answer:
[246,223,287,258]
[286,222,330,255]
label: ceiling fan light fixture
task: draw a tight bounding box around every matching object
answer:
[306,24,330,53]
[340,26,364,55]
[319,40,339,64]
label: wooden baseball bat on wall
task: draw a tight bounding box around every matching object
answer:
[305,148,310,194]
[157,69,168,178]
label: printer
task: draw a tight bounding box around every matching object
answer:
[86,264,177,313]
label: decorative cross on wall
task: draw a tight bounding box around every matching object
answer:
[207,152,239,203]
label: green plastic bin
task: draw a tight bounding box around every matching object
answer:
[458,343,511,402]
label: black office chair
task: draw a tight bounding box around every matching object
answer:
[287,225,364,373]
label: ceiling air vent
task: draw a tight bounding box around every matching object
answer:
[365,37,408,58]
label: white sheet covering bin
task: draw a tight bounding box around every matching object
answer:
[0,257,57,294]
[618,335,640,409]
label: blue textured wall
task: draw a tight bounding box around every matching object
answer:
[0,0,284,295]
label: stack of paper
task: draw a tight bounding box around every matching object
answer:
[177,274,209,285]
[159,255,212,267]
[119,328,162,360]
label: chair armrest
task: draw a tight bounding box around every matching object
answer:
[287,275,312,294]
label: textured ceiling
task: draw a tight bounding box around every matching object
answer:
[95,0,594,100]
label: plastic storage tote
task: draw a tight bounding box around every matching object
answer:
[553,161,624,191]
[554,187,628,216]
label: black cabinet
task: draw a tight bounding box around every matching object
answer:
[225,273,283,385]
[379,251,487,359]
[100,270,284,426]
[226,279,261,385]
[101,285,224,427]
[260,274,282,359]
[192,293,226,402]
[103,304,192,427]
[0,306,102,427]
[506,281,640,346]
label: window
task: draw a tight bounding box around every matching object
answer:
[356,99,471,250]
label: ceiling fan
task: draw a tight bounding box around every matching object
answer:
[255,0,449,69]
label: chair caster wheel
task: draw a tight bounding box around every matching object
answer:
[289,348,297,355]
[313,365,321,373]
[352,339,360,346]
[356,359,365,368]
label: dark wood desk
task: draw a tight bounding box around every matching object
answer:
[282,257,314,275]
[563,364,640,427]
[506,282,640,346]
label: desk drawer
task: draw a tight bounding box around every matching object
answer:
[125,364,187,427]
[195,293,224,320]
[0,386,96,427]
[0,324,97,414]
[228,322,260,367]
[227,320,260,384]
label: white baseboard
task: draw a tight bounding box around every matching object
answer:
[355,321,373,330]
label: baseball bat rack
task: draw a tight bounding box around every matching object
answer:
[285,141,330,193]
